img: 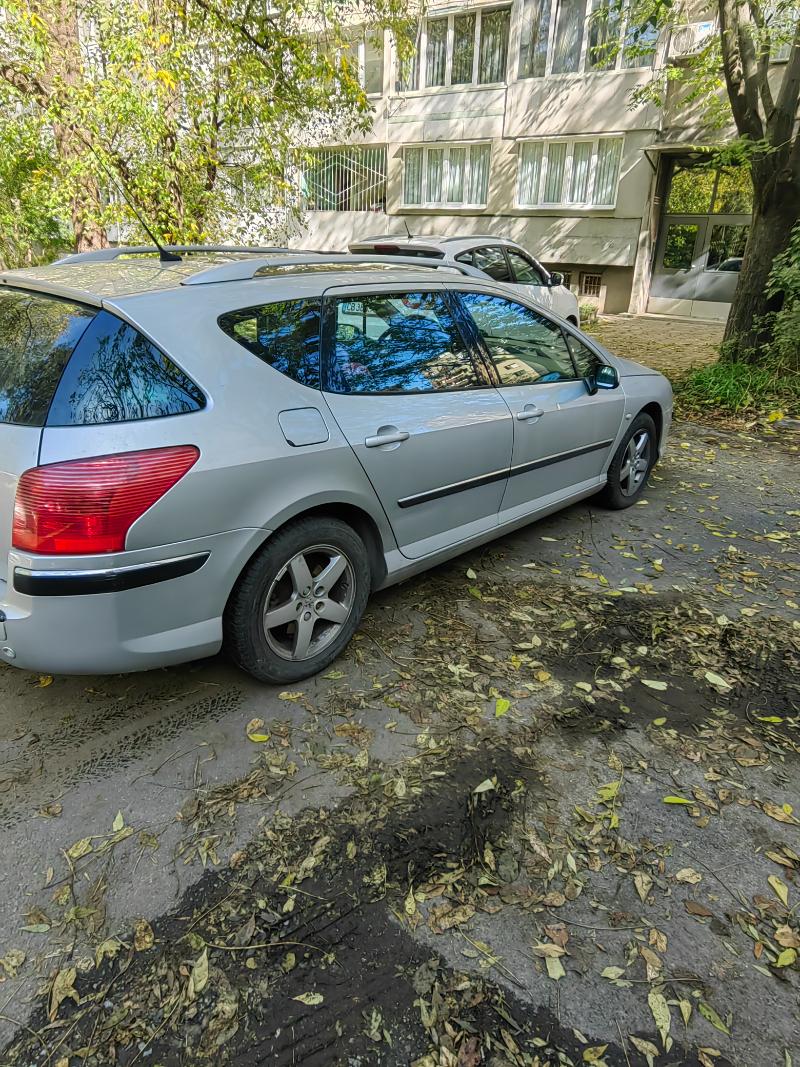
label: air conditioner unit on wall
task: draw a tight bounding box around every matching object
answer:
[668,21,717,58]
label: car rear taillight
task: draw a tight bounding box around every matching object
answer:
[13,445,200,555]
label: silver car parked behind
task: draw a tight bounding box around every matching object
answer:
[0,248,672,683]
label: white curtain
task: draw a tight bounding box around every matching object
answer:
[427,148,444,202]
[568,141,592,202]
[404,147,423,204]
[426,18,447,87]
[518,142,544,204]
[467,144,491,204]
[543,141,567,202]
[447,147,466,203]
[592,138,621,205]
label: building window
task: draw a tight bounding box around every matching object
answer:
[518,0,655,77]
[518,0,551,77]
[397,7,511,92]
[586,0,622,70]
[581,273,602,297]
[343,33,385,95]
[299,147,387,211]
[770,5,799,60]
[403,143,491,207]
[517,137,622,208]
[560,271,573,288]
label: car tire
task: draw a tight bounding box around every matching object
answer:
[224,516,371,684]
[599,412,658,509]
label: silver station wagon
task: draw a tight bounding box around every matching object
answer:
[0,248,672,683]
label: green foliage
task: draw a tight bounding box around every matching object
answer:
[0,110,69,268]
[674,359,800,418]
[0,0,411,250]
[762,223,800,373]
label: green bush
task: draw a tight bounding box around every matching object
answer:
[763,222,800,373]
[674,359,800,418]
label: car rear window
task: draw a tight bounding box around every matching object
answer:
[218,298,321,388]
[47,310,205,426]
[0,288,95,426]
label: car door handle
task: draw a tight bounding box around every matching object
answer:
[516,406,544,421]
[365,430,410,448]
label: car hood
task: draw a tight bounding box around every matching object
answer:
[604,352,661,378]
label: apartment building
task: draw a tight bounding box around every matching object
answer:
[291,0,779,321]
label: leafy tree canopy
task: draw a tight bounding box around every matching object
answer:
[0,0,413,260]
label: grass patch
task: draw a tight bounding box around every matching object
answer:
[673,359,800,420]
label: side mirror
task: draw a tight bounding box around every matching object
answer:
[595,364,619,389]
[584,363,619,395]
[549,271,564,287]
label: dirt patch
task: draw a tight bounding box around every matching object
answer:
[2,743,743,1067]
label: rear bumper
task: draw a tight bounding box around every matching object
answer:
[0,529,268,675]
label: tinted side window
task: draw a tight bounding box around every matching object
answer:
[506,249,545,286]
[0,289,94,426]
[328,291,481,394]
[471,246,512,282]
[565,333,600,378]
[218,299,321,388]
[47,311,205,426]
[459,292,577,385]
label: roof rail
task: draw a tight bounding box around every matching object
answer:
[182,252,488,286]
[54,245,293,265]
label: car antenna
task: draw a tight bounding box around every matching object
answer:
[85,143,182,263]
[403,219,415,240]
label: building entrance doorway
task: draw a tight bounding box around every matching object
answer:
[647,158,752,321]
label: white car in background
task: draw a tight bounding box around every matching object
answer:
[349,234,580,326]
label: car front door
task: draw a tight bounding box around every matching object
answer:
[320,284,513,560]
[452,290,625,518]
[504,248,556,315]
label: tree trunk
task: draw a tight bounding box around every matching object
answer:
[49,0,107,252]
[722,156,800,363]
[52,123,107,252]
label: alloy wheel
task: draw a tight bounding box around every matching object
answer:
[619,429,651,497]
[263,544,356,661]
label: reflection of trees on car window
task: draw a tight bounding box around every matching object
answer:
[459,292,576,385]
[218,299,320,388]
[0,290,94,425]
[48,311,205,425]
[330,292,480,394]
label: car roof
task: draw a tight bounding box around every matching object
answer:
[350,234,522,255]
[0,250,483,307]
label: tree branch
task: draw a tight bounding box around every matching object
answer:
[772,21,800,153]
[749,1,775,120]
[0,59,47,102]
[718,0,765,140]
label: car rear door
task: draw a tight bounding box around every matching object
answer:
[452,289,624,518]
[320,282,512,560]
